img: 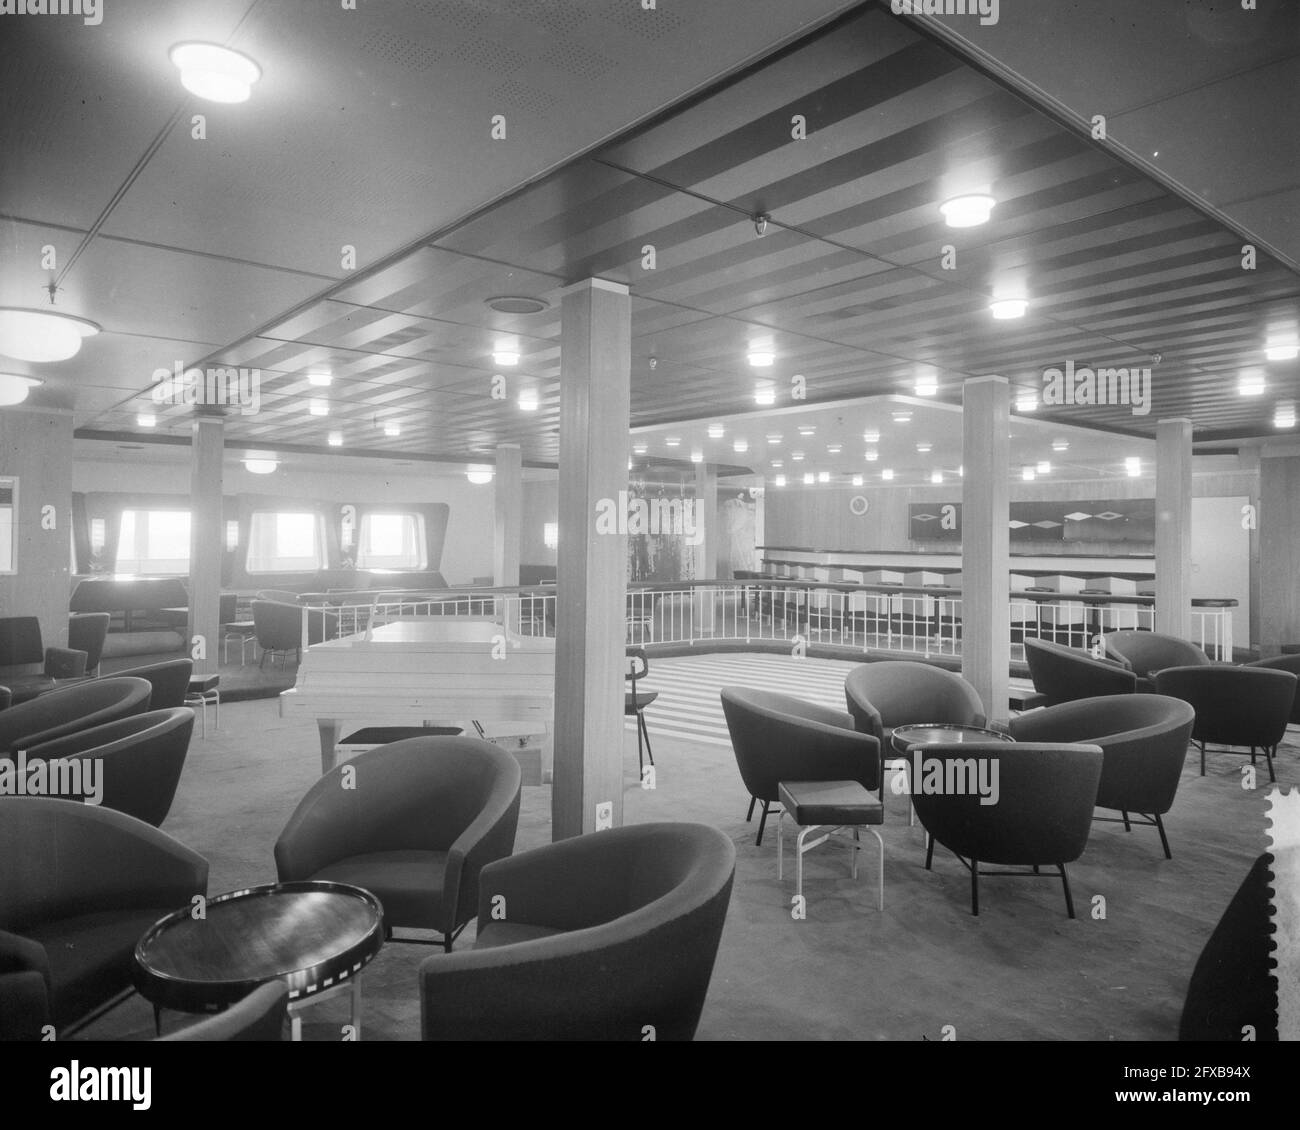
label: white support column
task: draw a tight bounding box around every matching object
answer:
[961,376,1010,722]
[188,416,224,676]
[1154,418,1193,639]
[493,443,522,588]
[552,278,630,840]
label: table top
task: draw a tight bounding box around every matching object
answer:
[890,723,1016,754]
[133,881,384,1012]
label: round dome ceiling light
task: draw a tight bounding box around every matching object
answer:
[0,373,42,406]
[989,299,1028,320]
[243,458,278,474]
[485,296,550,315]
[466,466,494,485]
[170,43,262,104]
[0,308,100,363]
[940,194,996,228]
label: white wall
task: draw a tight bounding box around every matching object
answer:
[72,458,497,585]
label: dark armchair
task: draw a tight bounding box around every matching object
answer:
[158,982,289,1042]
[23,707,195,827]
[720,687,880,845]
[0,676,152,756]
[1245,654,1300,723]
[1024,637,1138,706]
[1103,630,1210,692]
[274,737,521,952]
[1009,694,1195,857]
[419,822,736,1041]
[844,660,986,747]
[67,613,111,677]
[911,742,1103,917]
[0,797,208,1039]
[1154,665,1296,782]
[251,600,338,667]
[111,658,194,709]
[0,616,89,705]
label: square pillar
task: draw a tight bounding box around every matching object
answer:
[1155,418,1193,639]
[493,443,522,587]
[961,376,1009,721]
[1259,452,1300,656]
[188,416,224,676]
[553,279,630,840]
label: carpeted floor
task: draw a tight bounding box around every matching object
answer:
[81,655,1291,1042]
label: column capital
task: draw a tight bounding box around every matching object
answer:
[559,277,629,298]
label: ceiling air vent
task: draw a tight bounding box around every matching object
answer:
[485,296,549,315]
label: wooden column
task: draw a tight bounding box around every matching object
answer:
[188,416,224,676]
[493,443,522,587]
[961,376,1009,722]
[553,278,630,840]
[1259,452,1300,657]
[1154,418,1193,639]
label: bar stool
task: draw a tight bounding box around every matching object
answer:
[777,780,885,911]
[185,674,220,737]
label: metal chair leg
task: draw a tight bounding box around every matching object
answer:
[970,858,979,916]
[1264,745,1276,783]
[1122,810,1131,832]
[925,833,935,870]
[756,803,771,846]
[1199,739,1206,776]
[639,711,654,766]
[1155,812,1172,859]
[746,796,756,822]
[1059,863,1075,919]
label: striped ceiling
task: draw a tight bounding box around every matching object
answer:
[81,1,1300,463]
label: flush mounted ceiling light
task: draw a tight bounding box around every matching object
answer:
[1125,457,1142,477]
[766,433,782,444]
[891,411,911,424]
[1015,391,1038,412]
[863,429,880,443]
[864,449,879,462]
[1052,438,1069,452]
[803,473,815,485]
[1274,402,1297,429]
[771,460,783,468]
[915,374,938,396]
[169,43,261,104]
[0,307,100,362]
[690,450,703,463]
[306,371,332,387]
[1265,343,1299,362]
[916,442,932,454]
[748,350,775,368]
[733,438,749,453]
[940,194,996,228]
[0,374,42,405]
[791,452,804,462]
[327,431,343,447]
[309,398,328,416]
[774,474,787,487]
[1037,461,1051,474]
[818,471,830,483]
[881,468,894,481]
[467,466,494,485]
[754,386,775,406]
[518,390,539,411]
[243,458,277,474]
[707,423,725,439]
[632,442,648,455]
[384,423,401,437]
[665,436,681,447]
[931,470,943,484]
[1238,369,1266,396]
[990,299,1028,320]
[1021,466,1035,481]
[852,474,864,487]
[492,350,520,366]
[136,412,156,428]
[798,425,816,436]
[827,443,842,455]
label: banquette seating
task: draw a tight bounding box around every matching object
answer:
[418,822,735,1041]
[69,577,191,661]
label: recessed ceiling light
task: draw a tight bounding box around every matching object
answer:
[1265,343,1299,362]
[1125,457,1142,477]
[818,471,830,483]
[733,439,749,453]
[1037,461,1051,474]
[791,452,804,462]
[328,431,343,447]
[940,194,996,228]
[708,423,725,439]
[827,443,842,455]
[170,43,261,104]
[306,371,332,387]
[990,299,1028,320]
[771,460,783,468]
[492,350,520,366]
[518,390,539,411]
[1052,439,1069,452]
[243,458,277,475]
[803,473,815,485]
[863,429,880,443]
[891,411,911,424]
[1022,466,1035,481]
[485,296,549,315]
[309,398,328,416]
[136,412,156,427]
[632,442,648,455]
[881,468,894,481]
[865,450,879,462]
[0,307,100,362]
[916,442,932,454]
[766,433,782,444]
[1274,402,1297,429]
[915,374,938,396]
[931,470,943,484]
[754,386,775,406]
[0,373,41,405]
[466,467,494,485]
[1015,391,1038,412]
[384,423,401,437]
[774,474,787,487]
[852,474,864,487]
[691,450,703,463]
[1238,370,1266,396]
[798,425,816,436]
[748,351,775,368]
[665,436,681,447]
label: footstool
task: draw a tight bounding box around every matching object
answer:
[777,780,884,911]
[185,674,220,737]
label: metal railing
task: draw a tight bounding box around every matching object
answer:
[297,580,1234,661]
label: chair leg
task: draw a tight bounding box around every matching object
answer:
[635,712,644,777]
[925,833,935,871]
[746,796,756,822]
[970,858,979,916]
[756,802,772,846]
[1121,810,1131,832]
[443,934,454,954]
[1265,745,1276,783]
[639,711,654,766]
[1199,739,1205,776]
[1155,813,1172,860]
[1059,863,1075,919]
